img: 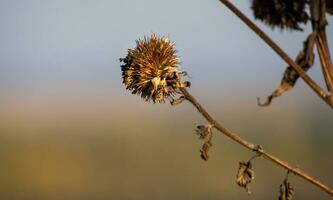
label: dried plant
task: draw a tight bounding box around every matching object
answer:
[258,31,316,106]
[236,161,255,194]
[196,124,214,160]
[120,34,189,103]
[279,172,296,200]
[120,0,333,198]
[251,0,309,31]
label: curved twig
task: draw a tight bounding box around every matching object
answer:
[180,87,333,196]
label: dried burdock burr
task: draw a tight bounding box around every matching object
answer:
[327,0,333,14]
[251,0,309,31]
[120,33,190,103]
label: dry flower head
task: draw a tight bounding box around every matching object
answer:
[120,34,189,103]
[251,0,309,31]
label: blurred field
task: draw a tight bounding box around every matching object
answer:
[0,87,332,200]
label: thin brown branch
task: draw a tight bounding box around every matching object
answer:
[311,0,333,92]
[180,87,333,196]
[217,0,333,108]
[316,30,333,91]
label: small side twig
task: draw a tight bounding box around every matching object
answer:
[217,0,333,108]
[180,87,333,196]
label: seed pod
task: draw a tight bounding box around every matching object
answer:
[120,34,189,103]
[251,0,309,31]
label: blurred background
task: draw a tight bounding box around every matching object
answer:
[0,0,333,199]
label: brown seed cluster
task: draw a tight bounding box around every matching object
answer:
[120,34,189,103]
[251,0,309,31]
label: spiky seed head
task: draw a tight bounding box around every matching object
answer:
[251,0,309,31]
[120,34,188,103]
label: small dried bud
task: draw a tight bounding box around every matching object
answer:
[236,161,255,194]
[279,179,295,200]
[200,141,212,161]
[195,124,213,139]
[120,34,189,103]
[251,0,309,31]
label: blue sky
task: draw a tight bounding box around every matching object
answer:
[1,0,332,96]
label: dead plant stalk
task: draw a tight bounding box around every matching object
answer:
[180,87,333,196]
[218,0,333,108]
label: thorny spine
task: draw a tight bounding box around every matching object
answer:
[180,87,333,196]
[218,0,333,108]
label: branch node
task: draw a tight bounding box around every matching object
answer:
[253,144,264,155]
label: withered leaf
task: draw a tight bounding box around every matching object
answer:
[195,124,213,139]
[279,179,295,200]
[200,141,212,161]
[236,161,255,194]
[258,32,316,107]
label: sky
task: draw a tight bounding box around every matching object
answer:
[1,0,332,95]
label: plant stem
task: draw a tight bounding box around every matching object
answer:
[180,87,333,196]
[217,0,333,108]
[316,30,333,92]
[311,0,333,92]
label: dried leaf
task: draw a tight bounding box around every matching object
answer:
[200,141,212,161]
[170,96,186,106]
[195,124,213,139]
[279,179,295,200]
[258,32,316,107]
[236,161,255,194]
